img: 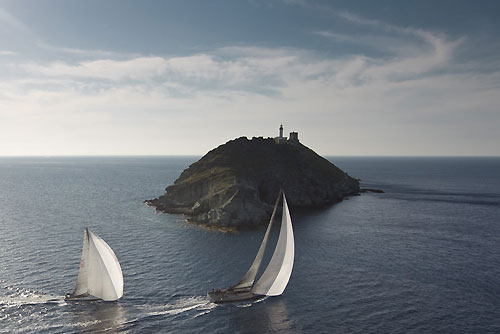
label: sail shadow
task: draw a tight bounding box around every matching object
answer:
[69,301,128,333]
[230,298,299,333]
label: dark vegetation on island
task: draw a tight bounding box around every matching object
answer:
[146,136,363,229]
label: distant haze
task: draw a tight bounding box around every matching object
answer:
[1,0,499,156]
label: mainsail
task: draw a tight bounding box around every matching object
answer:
[70,228,123,301]
[231,190,282,290]
[251,193,295,296]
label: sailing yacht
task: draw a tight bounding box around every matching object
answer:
[66,228,124,301]
[208,190,295,303]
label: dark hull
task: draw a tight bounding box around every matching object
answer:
[64,293,100,301]
[208,288,262,304]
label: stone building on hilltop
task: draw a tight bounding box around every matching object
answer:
[274,124,299,144]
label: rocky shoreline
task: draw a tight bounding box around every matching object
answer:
[146,136,361,229]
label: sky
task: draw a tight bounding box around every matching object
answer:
[0,0,499,156]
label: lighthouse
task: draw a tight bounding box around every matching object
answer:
[274,124,299,144]
[274,124,287,144]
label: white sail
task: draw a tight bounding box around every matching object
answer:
[231,191,282,290]
[252,194,295,296]
[72,229,90,296]
[71,229,123,301]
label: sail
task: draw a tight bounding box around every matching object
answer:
[72,228,90,296]
[86,230,124,301]
[231,191,282,290]
[70,229,123,301]
[251,193,294,296]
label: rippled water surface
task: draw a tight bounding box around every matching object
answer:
[1,156,500,333]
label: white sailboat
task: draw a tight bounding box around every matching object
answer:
[66,228,124,301]
[208,190,295,303]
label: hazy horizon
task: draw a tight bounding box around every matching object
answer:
[1,152,499,158]
[1,0,499,157]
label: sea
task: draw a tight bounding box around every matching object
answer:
[1,156,499,334]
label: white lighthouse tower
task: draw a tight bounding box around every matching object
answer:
[274,124,287,143]
[274,124,299,144]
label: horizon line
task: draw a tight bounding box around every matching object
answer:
[0,154,499,158]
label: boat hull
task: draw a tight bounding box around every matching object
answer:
[208,288,262,304]
[64,293,101,302]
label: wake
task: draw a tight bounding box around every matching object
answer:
[236,295,269,308]
[0,283,65,307]
[122,295,217,327]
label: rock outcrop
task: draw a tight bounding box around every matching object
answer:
[146,136,359,228]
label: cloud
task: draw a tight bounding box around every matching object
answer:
[0,8,499,155]
[24,57,168,81]
[23,32,458,92]
[19,48,306,97]
[0,50,17,56]
[0,8,33,36]
[36,41,121,58]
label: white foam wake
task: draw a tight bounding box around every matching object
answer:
[145,295,216,317]
[0,283,65,307]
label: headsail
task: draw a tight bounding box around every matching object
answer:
[251,193,295,296]
[71,228,90,297]
[231,190,282,290]
[70,229,123,301]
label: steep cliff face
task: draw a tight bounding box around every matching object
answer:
[146,137,359,228]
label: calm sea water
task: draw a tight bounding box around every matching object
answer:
[1,156,500,333]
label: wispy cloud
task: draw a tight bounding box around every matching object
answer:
[36,41,122,58]
[25,57,168,81]
[0,6,498,155]
[0,8,33,36]
[0,50,17,56]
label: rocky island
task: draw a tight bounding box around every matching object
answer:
[146,127,360,229]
